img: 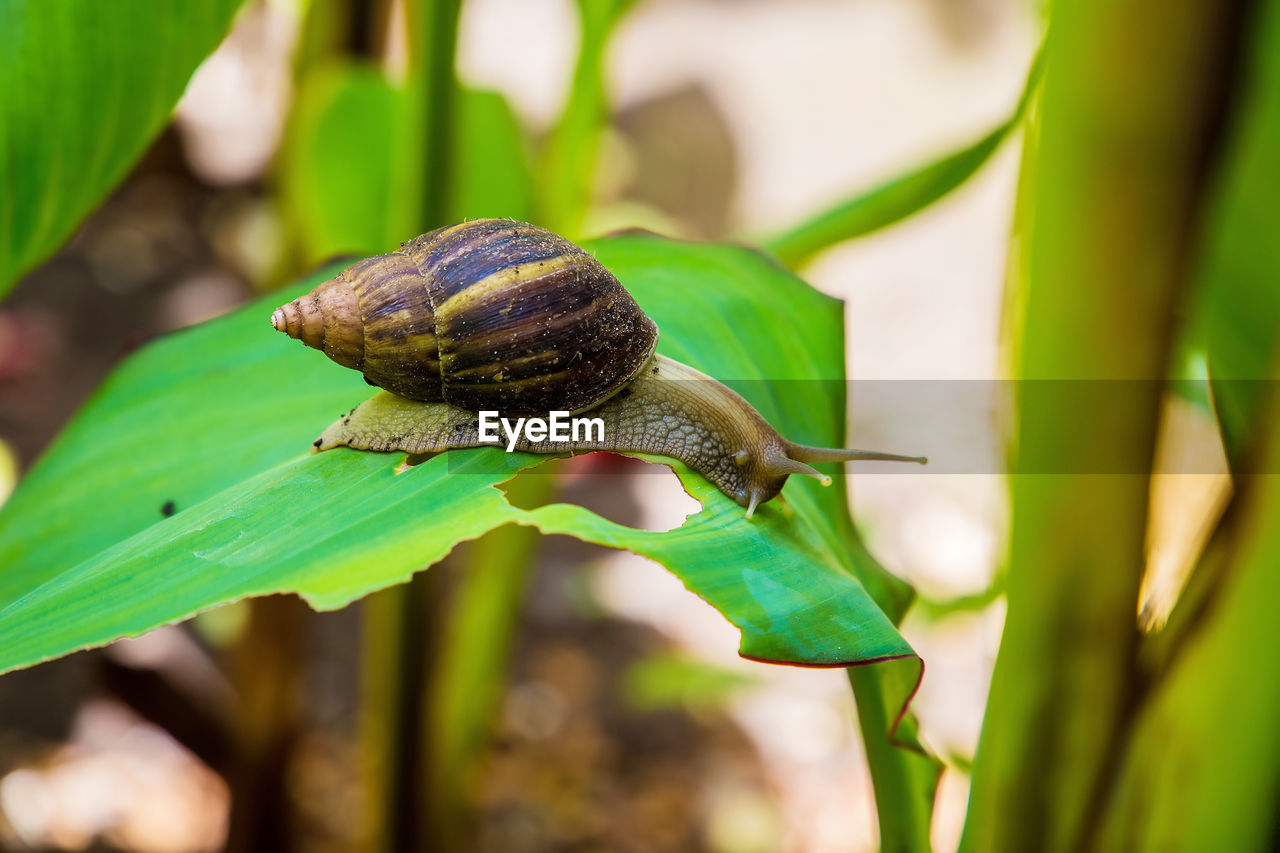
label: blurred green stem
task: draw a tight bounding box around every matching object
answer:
[227,596,307,853]
[360,1,464,849]
[961,1,1244,850]
[1094,5,1280,845]
[405,0,462,228]
[1096,379,1280,850]
[294,0,391,77]
[360,577,435,850]
[539,0,633,236]
[426,476,555,845]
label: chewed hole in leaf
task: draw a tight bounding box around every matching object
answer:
[394,453,430,474]
[500,453,701,532]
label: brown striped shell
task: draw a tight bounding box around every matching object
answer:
[271,220,659,414]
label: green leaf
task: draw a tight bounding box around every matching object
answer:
[279,63,533,263]
[762,47,1043,269]
[0,0,243,296]
[620,653,758,712]
[0,233,914,677]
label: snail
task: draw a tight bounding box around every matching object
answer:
[271,219,925,516]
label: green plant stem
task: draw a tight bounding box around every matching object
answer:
[1096,6,1280,846]
[360,568,447,850]
[960,1,1245,851]
[762,48,1043,269]
[360,481,550,852]
[405,0,462,228]
[538,0,633,236]
[294,0,391,77]
[226,596,307,853]
[426,475,555,846]
[360,2,463,849]
[848,662,937,853]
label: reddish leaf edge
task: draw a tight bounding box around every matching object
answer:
[742,650,925,748]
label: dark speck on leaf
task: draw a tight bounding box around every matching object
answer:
[652,366,659,374]
[160,500,177,517]
[313,438,323,448]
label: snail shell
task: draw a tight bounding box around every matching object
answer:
[271,219,658,413]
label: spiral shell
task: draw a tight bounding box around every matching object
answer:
[272,220,659,413]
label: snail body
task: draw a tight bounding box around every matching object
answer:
[274,220,924,516]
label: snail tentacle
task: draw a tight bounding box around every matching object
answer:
[785,443,928,466]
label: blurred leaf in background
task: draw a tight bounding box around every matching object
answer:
[451,88,534,223]
[279,65,533,263]
[538,0,635,235]
[279,63,414,261]
[763,48,1043,270]
[0,0,245,296]
[1180,1,1280,468]
[620,653,758,713]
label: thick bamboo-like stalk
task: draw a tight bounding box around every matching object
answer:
[961,1,1246,851]
[1095,3,1280,847]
